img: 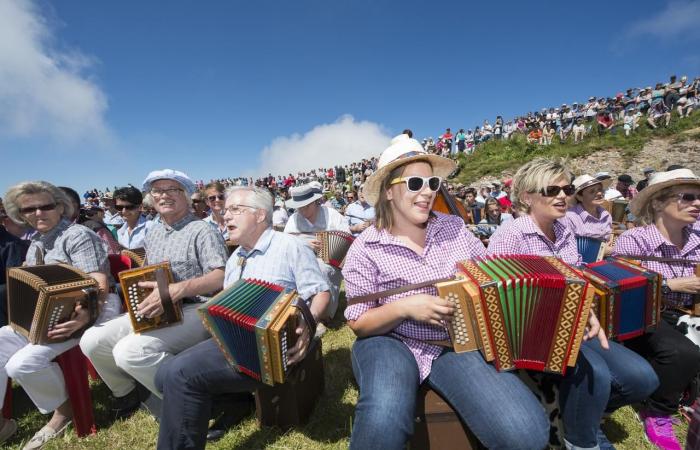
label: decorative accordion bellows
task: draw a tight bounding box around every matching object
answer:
[435,255,594,375]
[581,258,661,341]
[198,279,316,386]
[576,237,606,264]
[118,262,180,333]
[7,264,99,344]
[120,248,146,267]
[316,231,354,268]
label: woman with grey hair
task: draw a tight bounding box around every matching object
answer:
[0,181,120,449]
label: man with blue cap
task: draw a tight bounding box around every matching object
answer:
[80,169,229,418]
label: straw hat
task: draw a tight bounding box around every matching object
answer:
[570,174,612,204]
[363,134,456,205]
[286,181,324,209]
[629,169,700,216]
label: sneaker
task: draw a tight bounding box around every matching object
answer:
[596,427,617,450]
[638,409,681,450]
[0,418,17,444]
[22,421,71,450]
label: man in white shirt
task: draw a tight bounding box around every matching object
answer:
[272,199,289,230]
[284,181,349,318]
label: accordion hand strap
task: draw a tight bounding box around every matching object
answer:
[292,297,317,338]
[155,268,178,323]
[346,277,453,307]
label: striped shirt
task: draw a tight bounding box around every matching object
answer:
[343,212,486,382]
[611,224,700,308]
[563,204,612,241]
[487,215,582,266]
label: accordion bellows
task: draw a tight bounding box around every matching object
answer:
[7,264,98,344]
[582,258,661,341]
[118,262,180,333]
[576,237,606,264]
[198,279,300,386]
[120,248,146,267]
[316,231,354,268]
[436,255,594,375]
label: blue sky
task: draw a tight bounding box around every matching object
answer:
[1,0,698,195]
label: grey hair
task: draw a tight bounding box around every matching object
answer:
[225,186,274,225]
[4,181,75,225]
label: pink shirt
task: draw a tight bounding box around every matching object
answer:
[563,204,612,241]
[486,215,582,266]
[611,224,700,308]
[343,212,486,381]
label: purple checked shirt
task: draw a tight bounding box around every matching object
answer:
[486,215,582,266]
[612,224,700,309]
[343,212,486,382]
[562,204,612,241]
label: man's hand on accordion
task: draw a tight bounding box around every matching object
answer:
[136,281,185,319]
[287,316,312,366]
[308,239,322,253]
[47,303,91,340]
[399,294,455,327]
[583,310,609,350]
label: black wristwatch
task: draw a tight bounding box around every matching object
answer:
[661,278,672,295]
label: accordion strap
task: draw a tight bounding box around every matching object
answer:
[155,268,178,323]
[346,277,453,306]
[619,255,698,265]
[292,297,317,338]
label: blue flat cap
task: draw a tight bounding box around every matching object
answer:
[142,169,196,195]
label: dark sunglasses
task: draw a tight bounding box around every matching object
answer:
[390,176,442,192]
[678,193,700,202]
[539,184,576,197]
[19,203,57,215]
[116,204,139,211]
[207,194,225,202]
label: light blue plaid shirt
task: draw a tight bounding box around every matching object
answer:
[224,228,330,300]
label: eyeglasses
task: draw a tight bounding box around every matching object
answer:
[678,193,700,202]
[538,184,576,197]
[19,203,57,215]
[192,199,204,204]
[207,194,225,202]
[151,187,184,197]
[116,204,139,211]
[224,204,257,215]
[390,176,442,192]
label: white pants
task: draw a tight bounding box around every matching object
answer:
[79,303,210,398]
[0,293,121,414]
[318,259,342,319]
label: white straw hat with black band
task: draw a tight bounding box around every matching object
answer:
[286,181,324,209]
[569,174,613,204]
[629,169,700,216]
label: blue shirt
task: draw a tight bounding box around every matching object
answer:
[224,228,330,300]
[116,215,153,249]
[344,201,375,236]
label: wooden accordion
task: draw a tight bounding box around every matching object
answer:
[581,258,661,341]
[576,237,606,264]
[611,199,628,223]
[118,262,180,333]
[7,264,99,344]
[120,248,146,267]
[316,231,354,268]
[198,278,316,386]
[435,255,593,375]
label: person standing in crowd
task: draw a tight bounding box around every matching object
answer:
[637,168,655,192]
[612,169,700,450]
[284,181,349,319]
[0,181,121,448]
[487,158,658,449]
[114,186,153,250]
[203,182,228,241]
[455,128,466,153]
[154,186,330,449]
[343,135,550,450]
[80,169,228,418]
[345,185,375,236]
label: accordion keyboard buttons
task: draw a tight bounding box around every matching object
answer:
[127,284,144,321]
[446,292,470,345]
[47,305,66,331]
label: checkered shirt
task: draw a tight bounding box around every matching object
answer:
[343,212,486,382]
[26,218,109,274]
[611,224,700,309]
[486,215,582,266]
[562,204,612,241]
[145,213,227,284]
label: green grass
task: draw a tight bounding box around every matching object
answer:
[452,112,700,185]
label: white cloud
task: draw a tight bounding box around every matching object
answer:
[0,0,110,144]
[255,115,392,176]
[622,1,700,42]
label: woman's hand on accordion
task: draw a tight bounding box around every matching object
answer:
[47,304,91,340]
[583,310,609,350]
[399,294,455,327]
[667,277,700,294]
[308,239,322,253]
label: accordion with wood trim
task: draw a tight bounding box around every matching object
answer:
[576,237,606,264]
[435,255,594,375]
[198,278,316,386]
[581,258,661,341]
[120,248,146,268]
[611,199,628,223]
[316,231,354,268]
[7,264,99,344]
[118,262,180,333]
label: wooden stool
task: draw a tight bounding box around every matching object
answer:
[409,385,484,450]
[255,337,324,429]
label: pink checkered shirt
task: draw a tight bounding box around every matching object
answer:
[611,224,700,309]
[343,212,486,382]
[562,204,612,241]
[486,215,582,266]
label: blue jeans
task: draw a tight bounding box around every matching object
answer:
[350,336,549,450]
[558,339,659,448]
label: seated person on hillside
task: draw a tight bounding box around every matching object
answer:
[527,127,542,144]
[476,197,514,244]
[572,119,586,143]
[596,110,615,135]
[562,175,613,255]
[154,186,330,450]
[677,96,694,118]
[647,101,671,129]
[345,186,375,237]
[284,181,349,319]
